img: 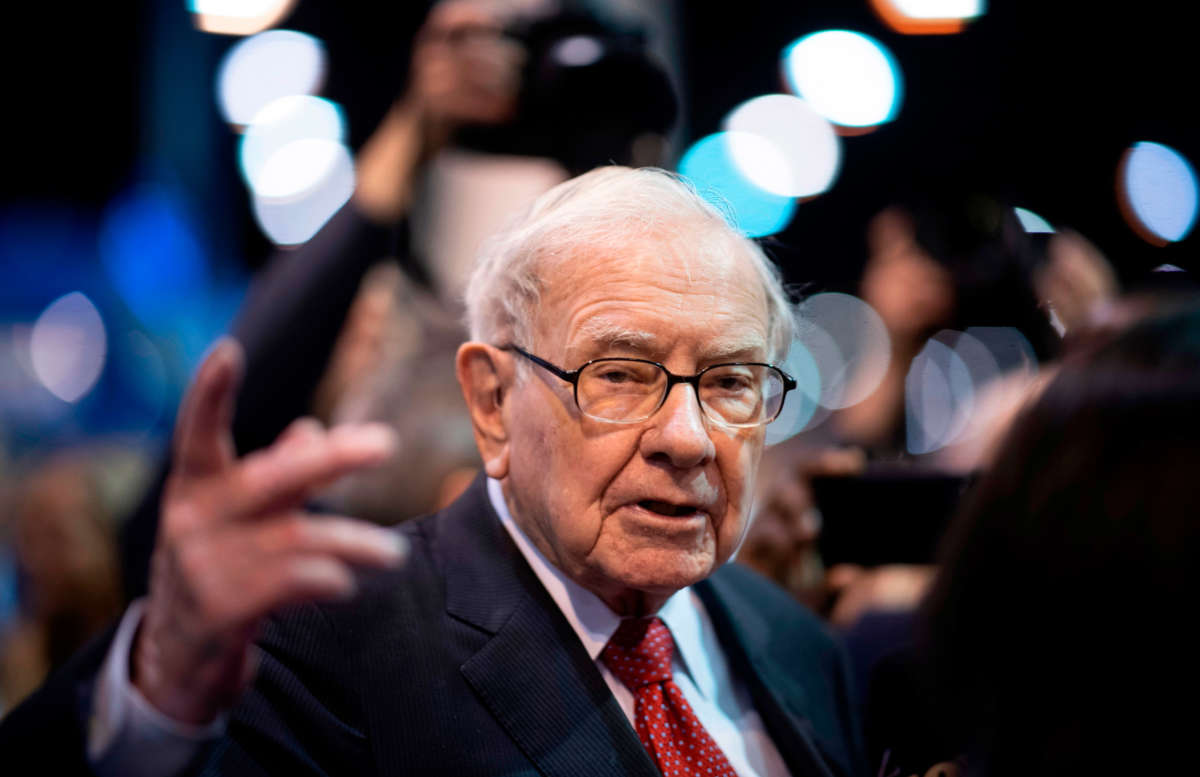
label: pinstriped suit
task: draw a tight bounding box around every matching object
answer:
[0,475,865,777]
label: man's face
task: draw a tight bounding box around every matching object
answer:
[501,236,772,611]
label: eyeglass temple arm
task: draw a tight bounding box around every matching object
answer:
[502,345,580,383]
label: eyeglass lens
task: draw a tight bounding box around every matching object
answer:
[576,360,785,425]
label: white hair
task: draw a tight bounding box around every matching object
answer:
[463,166,796,361]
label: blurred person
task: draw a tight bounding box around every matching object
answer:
[868,297,1200,775]
[837,194,1062,457]
[741,196,1102,728]
[772,195,1076,623]
[0,454,121,713]
[743,195,1060,619]
[2,167,865,777]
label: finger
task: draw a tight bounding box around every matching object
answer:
[235,556,361,620]
[277,416,326,450]
[244,514,409,568]
[231,423,398,518]
[174,338,244,478]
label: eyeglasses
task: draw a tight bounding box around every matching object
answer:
[503,345,796,428]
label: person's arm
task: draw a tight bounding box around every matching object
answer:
[232,0,521,454]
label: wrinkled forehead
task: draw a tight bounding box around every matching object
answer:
[531,229,771,353]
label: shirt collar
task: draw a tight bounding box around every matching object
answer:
[487,477,715,698]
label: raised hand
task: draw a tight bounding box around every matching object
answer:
[132,339,407,725]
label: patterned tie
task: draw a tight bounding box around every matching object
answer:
[601,616,738,777]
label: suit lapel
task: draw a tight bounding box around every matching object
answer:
[441,479,659,777]
[696,575,840,777]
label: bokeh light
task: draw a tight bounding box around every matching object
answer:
[964,326,1037,374]
[782,31,902,131]
[905,336,972,455]
[190,0,298,36]
[870,0,985,34]
[216,30,326,127]
[723,94,841,198]
[551,35,604,67]
[794,292,891,409]
[239,95,346,195]
[1013,206,1054,233]
[251,139,355,245]
[30,292,107,403]
[677,132,797,237]
[905,327,1035,455]
[1118,141,1199,246]
[99,184,211,330]
[766,338,823,444]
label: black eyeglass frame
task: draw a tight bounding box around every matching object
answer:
[502,345,797,427]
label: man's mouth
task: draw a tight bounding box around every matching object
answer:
[638,500,701,517]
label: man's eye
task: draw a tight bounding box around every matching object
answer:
[598,369,634,383]
[706,371,755,393]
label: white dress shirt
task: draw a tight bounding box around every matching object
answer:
[488,478,791,777]
[88,480,792,777]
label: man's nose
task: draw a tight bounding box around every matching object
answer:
[640,382,717,468]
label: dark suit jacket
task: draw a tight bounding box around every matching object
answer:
[1,476,865,777]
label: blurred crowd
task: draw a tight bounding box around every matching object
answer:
[3,1,1200,774]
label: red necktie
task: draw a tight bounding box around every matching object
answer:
[601,616,738,777]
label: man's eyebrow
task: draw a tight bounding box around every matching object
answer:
[704,335,769,362]
[573,320,767,362]
[574,320,659,352]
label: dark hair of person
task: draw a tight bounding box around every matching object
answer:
[920,299,1200,775]
[905,190,1061,362]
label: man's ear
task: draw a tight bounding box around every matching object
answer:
[456,342,512,479]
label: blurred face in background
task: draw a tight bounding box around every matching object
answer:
[861,207,955,344]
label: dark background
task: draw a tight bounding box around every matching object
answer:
[1,0,1195,450]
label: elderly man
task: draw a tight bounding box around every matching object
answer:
[1,168,863,777]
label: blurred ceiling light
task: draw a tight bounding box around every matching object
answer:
[723,94,841,198]
[240,95,345,194]
[782,30,902,132]
[766,336,824,444]
[794,292,891,409]
[190,0,298,36]
[551,35,604,67]
[217,30,326,128]
[677,131,797,237]
[251,139,355,245]
[1013,206,1054,233]
[1117,141,1199,246]
[254,137,346,198]
[870,0,985,35]
[30,292,107,403]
